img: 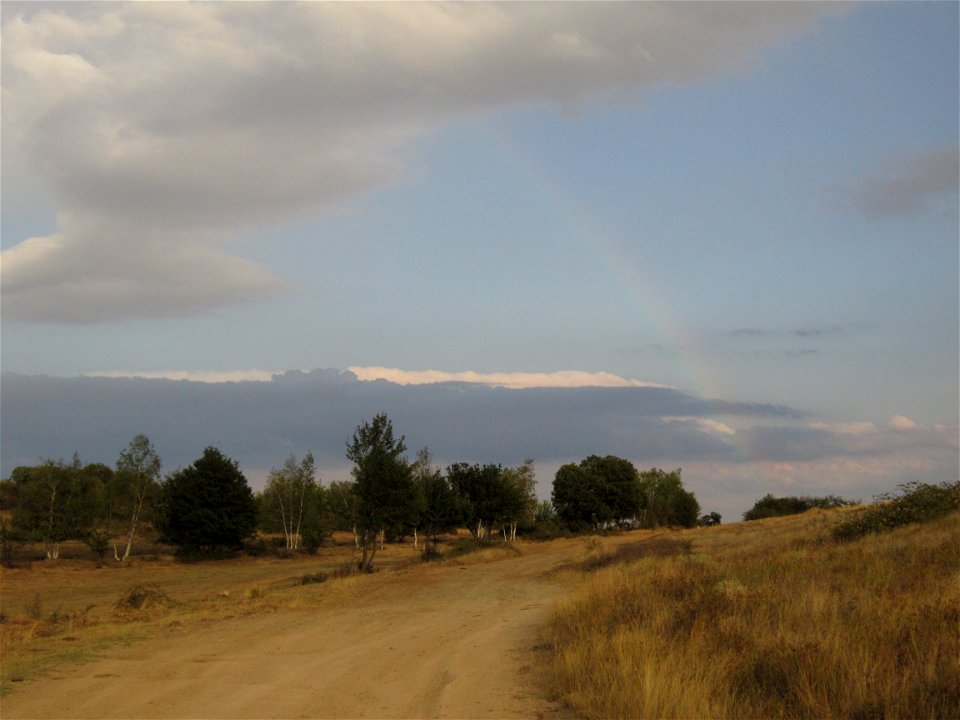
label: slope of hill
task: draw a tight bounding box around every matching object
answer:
[547,507,960,719]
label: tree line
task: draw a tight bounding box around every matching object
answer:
[1,412,712,568]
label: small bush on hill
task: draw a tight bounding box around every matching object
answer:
[743,493,852,521]
[295,572,328,586]
[832,481,960,541]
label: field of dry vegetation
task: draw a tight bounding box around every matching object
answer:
[546,505,960,719]
[2,499,957,718]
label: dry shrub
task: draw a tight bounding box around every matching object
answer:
[295,572,328,586]
[115,584,175,611]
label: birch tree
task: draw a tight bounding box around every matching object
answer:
[499,458,537,543]
[114,434,161,562]
[263,452,317,550]
[13,459,71,559]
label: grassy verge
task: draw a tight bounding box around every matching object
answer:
[545,508,960,719]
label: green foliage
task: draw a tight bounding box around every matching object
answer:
[832,481,960,541]
[637,467,700,528]
[552,455,644,531]
[698,511,722,527]
[413,449,460,543]
[552,463,608,531]
[327,479,359,533]
[744,493,852,521]
[10,456,110,559]
[157,447,257,555]
[535,500,558,523]
[446,462,504,540]
[346,413,415,570]
[300,482,328,554]
[0,478,18,512]
[583,455,642,526]
[113,434,162,561]
[261,452,321,550]
[0,518,18,568]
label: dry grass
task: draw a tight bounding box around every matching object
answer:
[0,539,422,694]
[546,509,960,719]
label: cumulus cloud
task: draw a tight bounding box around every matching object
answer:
[850,144,960,217]
[1,2,835,323]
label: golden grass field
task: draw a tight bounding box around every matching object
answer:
[546,508,960,719]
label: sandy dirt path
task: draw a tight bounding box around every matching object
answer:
[2,541,586,719]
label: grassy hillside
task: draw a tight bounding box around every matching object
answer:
[546,504,959,719]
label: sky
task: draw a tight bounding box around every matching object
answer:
[1,2,957,521]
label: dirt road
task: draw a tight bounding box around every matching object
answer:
[2,541,585,719]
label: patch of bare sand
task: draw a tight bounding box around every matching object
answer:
[2,541,588,719]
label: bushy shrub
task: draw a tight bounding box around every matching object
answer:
[420,543,443,562]
[832,481,960,541]
[744,493,853,521]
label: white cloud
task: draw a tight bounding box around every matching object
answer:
[349,366,667,389]
[83,369,275,383]
[888,414,921,431]
[1,2,836,323]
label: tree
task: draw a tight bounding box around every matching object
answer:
[637,468,700,528]
[346,413,415,571]
[10,456,107,559]
[263,452,318,550]
[447,462,504,541]
[698,511,722,527]
[328,480,360,548]
[157,447,257,555]
[114,434,161,562]
[552,462,610,531]
[412,449,459,549]
[581,455,642,528]
[552,455,643,531]
[499,458,537,542]
[299,483,328,554]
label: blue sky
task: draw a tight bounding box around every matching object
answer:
[1,2,957,519]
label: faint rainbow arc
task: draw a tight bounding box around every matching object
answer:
[480,121,719,401]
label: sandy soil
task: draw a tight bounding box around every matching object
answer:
[2,541,585,719]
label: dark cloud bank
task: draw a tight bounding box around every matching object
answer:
[1,369,803,478]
